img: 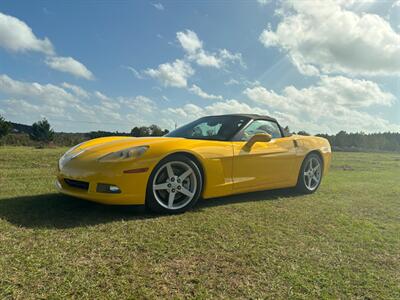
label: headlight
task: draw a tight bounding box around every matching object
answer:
[64,142,84,156]
[59,142,85,169]
[98,146,149,163]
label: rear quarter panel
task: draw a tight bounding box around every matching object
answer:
[293,135,332,175]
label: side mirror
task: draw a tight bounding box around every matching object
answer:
[244,133,272,149]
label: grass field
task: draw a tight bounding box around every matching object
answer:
[0,147,399,299]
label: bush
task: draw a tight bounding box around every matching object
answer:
[0,115,11,139]
[0,133,34,146]
[53,133,87,147]
[29,119,54,144]
[131,125,169,137]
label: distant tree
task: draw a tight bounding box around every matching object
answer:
[138,126,151,136]
[297,130,310,136]
[54,132,87,147]
[130,126,153,137]
[282,125,291,135]
[131,125,170,137]
[149,124,164,136]
[29,119,54,143]
[335,130,348,148]
[0,115,11,139]
[86,131,130,139]
[314,131,400,152]
[131,126,141,137]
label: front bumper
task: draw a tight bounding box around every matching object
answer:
[56,159,152,205]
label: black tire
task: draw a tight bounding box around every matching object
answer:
[296,153,323,194]
[146,154,203,214]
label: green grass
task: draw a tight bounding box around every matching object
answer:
[0,147,399,299]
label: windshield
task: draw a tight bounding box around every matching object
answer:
[166,115,250,141]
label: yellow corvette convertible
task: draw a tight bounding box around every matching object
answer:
[56,114,331,213]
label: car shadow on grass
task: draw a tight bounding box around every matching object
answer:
[0,189,299,229]
[0,193,150,229]
[197,188,298,210]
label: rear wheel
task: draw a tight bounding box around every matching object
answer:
[296,153,323,194]
[146,155,202,213]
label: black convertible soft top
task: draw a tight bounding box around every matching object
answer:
[211,113,278,123]
[167,113,290,140]
[212,114,292,138]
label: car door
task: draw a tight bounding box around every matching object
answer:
[231,119,297,192]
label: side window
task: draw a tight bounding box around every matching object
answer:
[191,122,222,137]
[240,120,282,141]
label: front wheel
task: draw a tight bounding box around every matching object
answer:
[146,155,203,213]
[296,153,323,194]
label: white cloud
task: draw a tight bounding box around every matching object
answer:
[245,76,394,109]
[123,66,144,79]
[244,76,398,133]
[145,30,244,88]
[176,30,203,54]
[393,0,400,7]
[166,103,205,120]
[192,50,221,68]
[93,91,122,111]
[91,104,122,120]
[0,74,77,106]
[62,82,89,98]
[257,0,271,6]
[244,79,261,87]
[259,0,400,76]
[333,0,379,12]
[203,99,268,116]
[94,91,111,101]
[224,78,240,86]
[188,84,223,100]
[0,12,54,55]
[144,59,194,88]
[151,3,164,10]
[0,74,160,132]
[218,49,246,68]
[45,56,94,80]
[176,30,244,69]
[119,96,156,113]
[0,76,111,128]
[3,98,65,119]
[0,12,94,80]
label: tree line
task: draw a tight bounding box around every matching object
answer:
[1,115,399,152]
[285,127,400,152]
[0,115,169,147]
[316,131,400,152]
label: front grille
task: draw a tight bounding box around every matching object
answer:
[64,178,89,191]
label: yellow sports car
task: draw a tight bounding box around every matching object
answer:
[56,114,331,213]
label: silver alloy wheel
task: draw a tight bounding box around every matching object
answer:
[152,161,197,210]
[303,157,322,191]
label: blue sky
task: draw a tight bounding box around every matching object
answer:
[0,0,399,133]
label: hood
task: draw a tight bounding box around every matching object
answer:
[64,136,186,161]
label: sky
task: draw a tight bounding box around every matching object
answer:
[0,0,399,134]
